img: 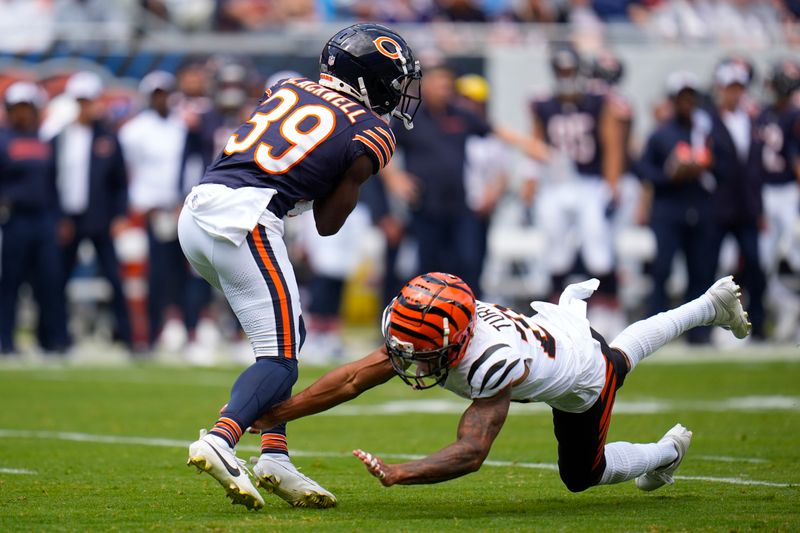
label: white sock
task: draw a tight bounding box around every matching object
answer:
[262,452,291,462]
[609,294,715,370]
[208,433,233,451]
[599,441,678,485]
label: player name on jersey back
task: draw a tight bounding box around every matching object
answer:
[282,78,368,124]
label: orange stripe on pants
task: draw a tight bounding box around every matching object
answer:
[251,228,293,359]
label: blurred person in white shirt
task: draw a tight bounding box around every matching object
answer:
[119,71,196,353]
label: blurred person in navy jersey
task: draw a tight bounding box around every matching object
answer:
[754,58,800,341]
[529,44,625,336]
[183,59,256,180]
[707,61,766,340]
[55,71,132,350]
[637,72,715,344]
[455,73,510,295]
[0,81,69,354]
[119,71,194,351]
[382,60,549,297]
[179,59,257,362]
[586,50,645,232]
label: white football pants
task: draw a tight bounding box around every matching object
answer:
[536,177,614,276]
[178,208,303,359]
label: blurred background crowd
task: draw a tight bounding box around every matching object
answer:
[0,1,798,365]
[2,0,800,50]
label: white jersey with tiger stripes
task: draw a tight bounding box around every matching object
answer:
[443,300,607,413]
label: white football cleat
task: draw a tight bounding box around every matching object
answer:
[636,423,693,492]
[187,430,264,510]
[253,454,337,508]
[706,276,752,339]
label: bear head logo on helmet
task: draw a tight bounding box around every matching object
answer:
[319,23,422,129]
[382,273,476,389]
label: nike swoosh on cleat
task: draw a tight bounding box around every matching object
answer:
[207,443,240,476]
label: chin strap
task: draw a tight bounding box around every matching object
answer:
[357,77,372,111]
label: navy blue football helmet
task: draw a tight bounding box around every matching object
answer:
[768,58,800,99]
[591,50,624,87]
[549,43,586,97]
[320,23,422,129]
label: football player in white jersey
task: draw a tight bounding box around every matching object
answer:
[251,272,750,494]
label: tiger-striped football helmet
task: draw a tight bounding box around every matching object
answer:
[381,272,476,389]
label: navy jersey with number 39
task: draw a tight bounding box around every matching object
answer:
[202,77,396,218]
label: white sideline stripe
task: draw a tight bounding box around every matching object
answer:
[0,467,37,475]
[0,429,794,488]
[695,455,768,464]
[329,396,800,417]
[674,476,793,488]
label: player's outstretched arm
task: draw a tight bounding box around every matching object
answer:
[599,102,624,194]
[251,346,395,430]
[492,126,551,162]
[354,386,512,486]
[313,154,373,236]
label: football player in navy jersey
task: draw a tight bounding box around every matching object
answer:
[755,58,800,341]
[529,44,625,334]
[588,50,633,175]
[249,272,749,496]
[178,23,421,510]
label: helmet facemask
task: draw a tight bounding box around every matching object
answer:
[381,302,471,390]
[354,59,421,130]
[389,61,422,129]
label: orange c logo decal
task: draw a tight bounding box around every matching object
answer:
[373,36,402,60]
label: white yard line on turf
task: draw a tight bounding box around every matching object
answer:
[0,429,794,488]
[674,476,793,488]
[0,467,37,475]
[694,455,768,464]
[328,396,800,416]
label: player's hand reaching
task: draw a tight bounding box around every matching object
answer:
[353,449,395,487]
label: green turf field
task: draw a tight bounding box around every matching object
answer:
[1,351,798,532]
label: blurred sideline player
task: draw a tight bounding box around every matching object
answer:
[587,50,641,229]
[529,44,625,336]
[380,59,551,298]
[294,201,372,364]
[706,62,767,340]
[454,73,511,294]
[119,71,195,351]
[178,23,422,510]
[252,272,750,494]
[0,81,69,354]
[755,58,800,341]
[637,72,716,345]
